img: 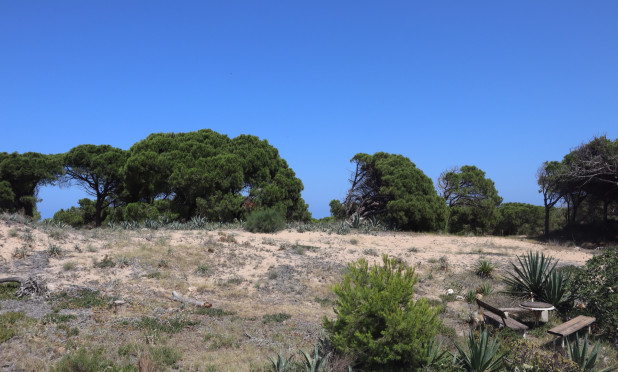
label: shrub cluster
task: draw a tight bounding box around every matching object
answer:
[573,246,618,342]
[244,209,286,233]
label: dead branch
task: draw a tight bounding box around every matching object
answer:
[0,276,47,297]
[171,290,212,308]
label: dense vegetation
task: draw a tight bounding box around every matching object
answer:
[1,129,310,227]
[0,133,616,240]
[331,152,448,231]
[537,136,618,238]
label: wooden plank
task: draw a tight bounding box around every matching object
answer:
[481,308,529,331]
[477,299,507,318]
[547,316,595,337]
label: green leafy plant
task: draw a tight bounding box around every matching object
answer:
[475,259,496,278]
[269,350,294,372]
[567,333,617,372]
[245,209,286,233]
[323,255,441,369]
[573,246,618,341]
[454,328,503,372]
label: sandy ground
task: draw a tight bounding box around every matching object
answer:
[0,218,600,370]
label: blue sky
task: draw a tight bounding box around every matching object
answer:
[1,1,617,219]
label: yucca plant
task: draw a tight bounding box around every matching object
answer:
[269,350,294,372]
[454,328,503,372]
[299,343,330,372]
[475,259,497,278]
[567,333,617,372]
[503,251,557,301]
[544,269,573,308]
[476,283,493,296]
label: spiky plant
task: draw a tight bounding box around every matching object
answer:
[503,251,557,301]
[544,269,573,308]
[567,333,617,372]
[475,259,496,278]
[419,339,450,371]
[299,343,330,372]
[269,350,294,372]
[454,328,503,372]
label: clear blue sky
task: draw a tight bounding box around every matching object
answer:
[1,1,617,219]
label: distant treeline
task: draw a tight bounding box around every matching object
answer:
[1,131,616,239]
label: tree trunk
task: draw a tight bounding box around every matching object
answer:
[544,205,550,238]
[95,194,103,227]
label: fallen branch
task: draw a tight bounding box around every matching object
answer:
[171,291,212,308]
[0,276,47,297]
[0,277,25,284]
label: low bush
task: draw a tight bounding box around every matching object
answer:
[51,347,128,372]
[573,246,618,342]
[323,255,441,370]
[245,209,286,233]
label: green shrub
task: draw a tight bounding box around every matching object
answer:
[323,255,441,370]
[262,313,291,324]
[124,202,160,222]
[573,246,618,342]
[50,347,127,372]
[245,209,286,233]
[504,337,580,372]
[0,311,25,343]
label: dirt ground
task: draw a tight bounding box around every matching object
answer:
[0,217,597,371]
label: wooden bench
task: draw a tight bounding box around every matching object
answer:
[547,315,596,348]
[477,299,529,336]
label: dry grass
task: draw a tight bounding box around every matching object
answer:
[0,217,610,371]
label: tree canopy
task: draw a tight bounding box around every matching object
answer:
[340,152,447,231]
[123,129,310,222]
[537,136,618,237]
[0,152,63,217]
[63,144,127,226]
[438,165,502,234]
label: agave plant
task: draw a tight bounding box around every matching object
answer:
[543,269,573,308]
[503,251,557,301]
[567,333,617,372]
[269,350,294,372]
[419,339,450,371]
[454,328,503,372]
[299,343,330,372]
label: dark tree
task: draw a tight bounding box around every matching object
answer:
[537,161,565,237]
[124,129,310,222]
[63,145,127,226]
[437,165,502,234]
[0,152,63,217]
[341,152,447,231]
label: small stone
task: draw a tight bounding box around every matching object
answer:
[446,289,454,295]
